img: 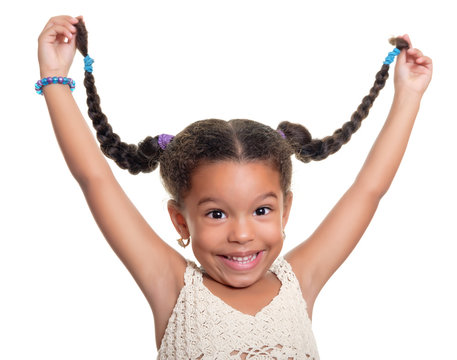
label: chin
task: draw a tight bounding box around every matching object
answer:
[223,272,262,289]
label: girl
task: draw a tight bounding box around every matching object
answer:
[37,15,432,359]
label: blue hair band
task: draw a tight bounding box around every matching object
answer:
[84,55,94,73]
[383,48,401,65]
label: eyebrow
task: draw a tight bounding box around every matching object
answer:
[197,191,278,206]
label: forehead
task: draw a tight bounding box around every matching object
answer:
[185,161,282,204]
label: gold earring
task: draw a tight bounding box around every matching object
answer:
[177,237,191,248]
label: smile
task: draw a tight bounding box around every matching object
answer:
[224,252,258,264]
[219,251,264,271]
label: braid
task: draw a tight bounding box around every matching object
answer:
[278,36,410,163]
[71,20,409,201]
[74,20,161,174]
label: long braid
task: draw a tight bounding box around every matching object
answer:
[278,37,410,163]
[73,19,408,193]
[74,20,161,174]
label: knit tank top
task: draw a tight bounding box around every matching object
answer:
[157,256,320,359]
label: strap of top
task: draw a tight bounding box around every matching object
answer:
[270,256,301,289]
[183,259,202,286]
[268,256,311,314]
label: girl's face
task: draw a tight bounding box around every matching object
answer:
[169,161,293,288]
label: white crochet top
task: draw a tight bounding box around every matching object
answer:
[157,256,320,359]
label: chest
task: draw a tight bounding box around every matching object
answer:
[155,261,316,353]
[157,267,319,359]
[202,271,282,317]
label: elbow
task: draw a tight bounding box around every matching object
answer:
[352,178,389,202]
[75,167,115,191]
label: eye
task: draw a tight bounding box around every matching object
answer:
[254,207,271,216]
[206,210,226,219]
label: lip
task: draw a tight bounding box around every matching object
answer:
[217,250,264,271]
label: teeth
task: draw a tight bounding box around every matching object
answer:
[226,252,258,264]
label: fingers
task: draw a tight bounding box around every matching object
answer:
[39,15,82,43]
[399,34,428,64]
[396,34,428,65]
[401,33,413,49]
[394,35,432,73]
[43,15,75,29]
[42,15,80,34]
[416,55,433,72]
[416,55,431,64]
[398,45,432,71]
[408,48,423,57]
[40,25,74,44]
[395,34,412,64]
[406,47,428,66]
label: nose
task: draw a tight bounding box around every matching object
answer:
[228,217,254,244]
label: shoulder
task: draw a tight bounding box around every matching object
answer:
[283,251,316,319]
[283,251,309,285]
[147,252,188,313]
[149,254,190,349]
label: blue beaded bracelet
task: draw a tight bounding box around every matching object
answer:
[35,76,75,95]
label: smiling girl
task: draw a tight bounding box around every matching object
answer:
[37,15,432,359]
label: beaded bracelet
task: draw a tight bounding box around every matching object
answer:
[35,76,75,95]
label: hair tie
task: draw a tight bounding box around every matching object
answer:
[277,130,286,139]
[383,48,401,65]
[158,134,175,150]
[84,55,94,73]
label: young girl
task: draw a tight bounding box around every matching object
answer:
[37,15,432,359]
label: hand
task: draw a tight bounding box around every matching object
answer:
[37,15,84,77]
[393,34,433,97]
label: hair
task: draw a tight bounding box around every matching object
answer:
[74,21,409,205]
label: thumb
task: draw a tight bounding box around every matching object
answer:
[394,34,411,67]
[396,46,407,65]
[68,31,77,49]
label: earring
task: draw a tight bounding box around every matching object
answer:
[282,230,286,240]
[177,237,191,248]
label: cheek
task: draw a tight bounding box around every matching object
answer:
[257,221,283,242]
[190,223,221,249]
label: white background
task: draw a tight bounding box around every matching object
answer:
[1,0,456,359]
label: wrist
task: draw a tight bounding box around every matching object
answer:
[393,87,423,104]
[39,68,69,79]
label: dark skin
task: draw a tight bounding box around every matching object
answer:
[38,16,432,350]
[168,161,291,317]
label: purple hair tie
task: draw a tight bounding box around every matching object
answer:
[277,130,286,139]
[158,134,174,150]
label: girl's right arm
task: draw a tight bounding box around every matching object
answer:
[38,16,187,314]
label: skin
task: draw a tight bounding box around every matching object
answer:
[38,16,433,350]
[167,161,293,289]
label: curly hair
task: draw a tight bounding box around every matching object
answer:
[74,20,409,205]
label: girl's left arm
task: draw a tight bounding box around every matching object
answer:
[285,34,433,304]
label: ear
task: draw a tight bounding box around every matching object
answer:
[167,200,190,239]
[282,191,293,228]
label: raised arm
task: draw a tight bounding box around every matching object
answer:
[285,34,433,307]
[38,16,186,312]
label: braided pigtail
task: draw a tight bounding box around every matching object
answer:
[278,36,410,163]
[74,20,164,174]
